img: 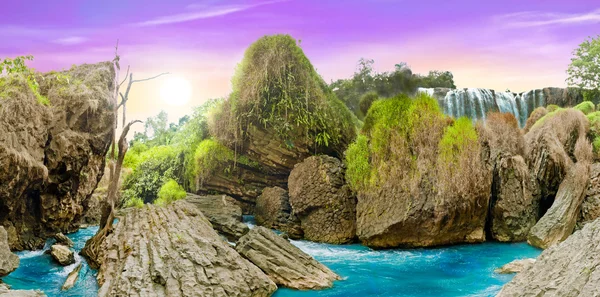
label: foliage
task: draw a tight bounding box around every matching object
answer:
[587,111,600,156]
[345,134,371,191]
[330,59,456,118]
[0,55,49,105]
[532,107,565,129]
[212,34,357,155]
[483,112,524,158]
[575,101,595,115]
[193,138,258,187]
[124,197,144,208]
[546,104,560,112]
[154,179,187,206]
[438,117,478,165]
[359,91,379,116]
[567,35,600,91]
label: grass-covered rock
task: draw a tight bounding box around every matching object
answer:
[347,93,491,248]
[574,101,595,115]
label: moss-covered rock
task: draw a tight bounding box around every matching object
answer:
[574,101,595,115]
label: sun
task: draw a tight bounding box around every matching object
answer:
[160,76,192,106]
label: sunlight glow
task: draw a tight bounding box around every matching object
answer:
[160,76,192,106]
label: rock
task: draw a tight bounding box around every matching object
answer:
[528,162,590,249]
[92,201,276,297]
[50,244,75,266]
[0,62,114,250]
[489,155,538,241]
[288,156,356,244]
[53,233,74,248]
[0,227,19,277]
[577,163,600,229]
[497,217,600,297]
[494,258,536,274]
[236,226,340,290]
[185,194,249,241]
[255,187,303,239]
[61,263,82,291]
[0,284,46,297]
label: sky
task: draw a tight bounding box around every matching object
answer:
[1,0,599,127]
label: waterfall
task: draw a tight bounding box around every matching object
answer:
[418,88,547,127]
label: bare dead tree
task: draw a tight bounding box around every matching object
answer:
[82,41,168,268]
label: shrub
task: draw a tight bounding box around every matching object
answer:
[124,197,144,208]
[483,112,524,158]
[194,139,258,187]
[345,134,371,191]
[438,117,478,165]
[575,101,595,115]
[154,179,187,206]
[359,91,379,116]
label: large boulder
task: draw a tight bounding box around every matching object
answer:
[528,162,591,249]
[50,244,75,266]
[577,163,600,229]
[0,62,114,250]
[288,156,356,244]
[254,187,303,239]
[489,155,538,241]
[92,201,276,297]
[185,194,249,241]
[0,226,19,277]
[236,226,340,290]
[53,233,74,247]
[498,217,600,297]
[494,258,536,274]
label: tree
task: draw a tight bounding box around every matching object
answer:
[81,41,168,268]
[567,35,600,98]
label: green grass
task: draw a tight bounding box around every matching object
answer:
[438,117,478,165]
[154,179,187,206]
[575,101,595,115]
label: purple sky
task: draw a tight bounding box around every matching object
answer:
[1,0,599,124]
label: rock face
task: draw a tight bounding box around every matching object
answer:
[494,258,536,274]
[528,162,590,249]
[236,226,340,290]
[0,227,19,277]
[185,194,249,241]
[578,163,600,228]
[50,244,75,266]
[498,217,600,297]
[489,155,538,241]
[0,284,45,297]
[0,63,114,250]
[92,201,276,297]
[53,233,74,247]
[288,156,356,244]
[255,187,303,239]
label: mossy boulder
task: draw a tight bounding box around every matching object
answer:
[0,62,114,250]
[348,93,491,248]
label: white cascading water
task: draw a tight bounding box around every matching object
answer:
[417,87,545,127]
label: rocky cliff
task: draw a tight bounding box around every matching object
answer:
[92,201,277,297]
[0,62,114,250]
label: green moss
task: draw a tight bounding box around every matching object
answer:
[546,104,560,112]
[124,197,145,208]
[575,101,595,115]
[533,107,565,129]
[438,117,478,165]
[154,179,186,206]
[345,134,371,191]
[194,139,258,183]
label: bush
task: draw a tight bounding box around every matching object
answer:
[438,117,478,165]
[154,179,187,206]
[575,101,595,115]
[345,134,371,191]
[359,91,379,116]
[124,197,144,208]
[483,112,524,158]
[194,139,258,187]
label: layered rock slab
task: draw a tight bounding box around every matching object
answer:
[255,187,303,239]
[0,284,45,297]
[0,227,19,277]
[0,63,114,250]
[528,162,590,249]
[578,163,600,228]
[236,226,340,290]
[185,194,249,241]
[92,201,276,297]
[498,217,600,297]
[288,156,356,244]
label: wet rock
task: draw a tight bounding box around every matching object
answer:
[0,227,19,277]
[61,263,82,291]
[50,244,75,266]
[236,226,340,290]
[489,155,538,242]
[185,194,249,241]
[288,156,356,244]
[0,283,45,297]
[494,258,536,274]
[528,162,590,249]
[92,201,276,297]
[0,62,115,250]
[255,187,303,239]
[53,233,74,248]
[498,217,600,297]
[577,163,600,229]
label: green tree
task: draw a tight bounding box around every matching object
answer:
[567,36,600,100]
